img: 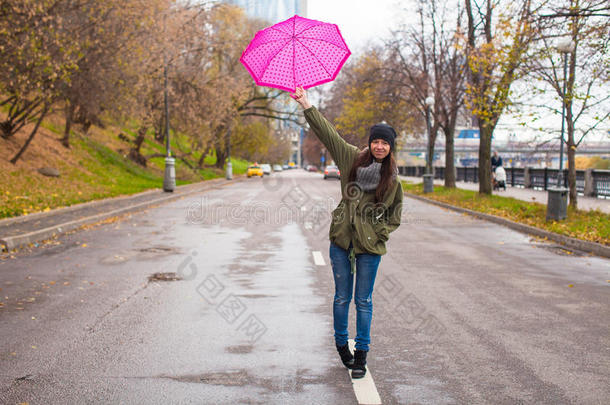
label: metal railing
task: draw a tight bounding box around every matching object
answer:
[399,166,610,198]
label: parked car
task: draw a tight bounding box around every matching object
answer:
[260,164,272,175]
[324,165,340,179]
[273,164,283,172]
[247,165,263,178]
[282,164,290,170]
[306,165,318,172]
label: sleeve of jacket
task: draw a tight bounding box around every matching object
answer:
[303,106,358,171]
[386,181,403,235]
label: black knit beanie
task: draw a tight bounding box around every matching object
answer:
[369,123,396,151]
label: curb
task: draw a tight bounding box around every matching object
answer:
[0,177,243,252]
[404,192,610,259]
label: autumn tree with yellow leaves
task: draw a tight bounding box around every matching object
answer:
[464,0,542,194]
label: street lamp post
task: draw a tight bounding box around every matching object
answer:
[163,58,176,192]
[546,38,574,221]
[423,96,435,193]
[226,128,232,180]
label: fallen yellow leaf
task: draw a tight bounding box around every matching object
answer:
[81,243,87,247]
[568,284,574,288]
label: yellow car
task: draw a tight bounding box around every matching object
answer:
[247,165,264,178]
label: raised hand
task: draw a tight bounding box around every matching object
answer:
[291,86,312,109]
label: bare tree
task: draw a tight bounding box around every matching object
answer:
[526,0,610,207]
[385,0,467,187]
[464,0,540,194]
[0,0,87,162]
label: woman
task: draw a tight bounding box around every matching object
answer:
[292,86,403,379]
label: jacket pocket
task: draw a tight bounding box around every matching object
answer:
[353,213,380,252]
[374,221,389,242]
[329,203,349,242]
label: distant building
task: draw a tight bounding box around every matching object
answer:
[223,0,307,166]
[223,0,308,22]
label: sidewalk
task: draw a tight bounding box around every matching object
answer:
[400,175,610,214]
[0,176,243,251]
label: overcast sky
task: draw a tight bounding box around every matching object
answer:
[307,0,405,54]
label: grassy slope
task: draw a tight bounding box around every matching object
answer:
[0,114,249,219]
[402,181,609,246]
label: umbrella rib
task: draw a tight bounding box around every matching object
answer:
[295,38,337,77]
[292,17,296,88]
[298,36,349,52]
[295,22,325,37]
[245,37,292,55]
[259,38,293,81]
[270,26,292,37]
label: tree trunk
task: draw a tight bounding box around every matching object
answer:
[444,127,456,188]
[10,104,49,164]
[197,151,206,168]
[197,144,213,168]
[566,19,578,209]
[61,101,75,148]
[1,98,42,139]
[214,139,226,169]
[567,119,577,208]
[478,123,493,194]
[155,116,165,143]
[133,127,147,153]
[128,127,148,167]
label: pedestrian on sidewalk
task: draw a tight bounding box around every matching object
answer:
[491,150,503,171]
[292,86,403,379]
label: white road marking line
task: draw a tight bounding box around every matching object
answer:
[312,251,325,266]
[348,339,382,405]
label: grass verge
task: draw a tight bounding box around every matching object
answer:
[401,181,609,246]
[1,118,249,219]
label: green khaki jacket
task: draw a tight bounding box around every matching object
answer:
[304,106,403,255]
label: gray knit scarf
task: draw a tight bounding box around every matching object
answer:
[355,160,399,192]
[356,161,382,192]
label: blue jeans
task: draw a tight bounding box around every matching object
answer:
[329,242,381,352]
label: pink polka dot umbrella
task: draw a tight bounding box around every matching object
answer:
[240,15,351,93]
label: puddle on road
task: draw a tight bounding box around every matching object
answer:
[529,239,585,257]
[163,370,249,386]
[137,246,178,254]
[99,245,181,265]
[148,272,182,281]
[225,344,254,354]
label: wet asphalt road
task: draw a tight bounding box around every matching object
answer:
[0,170,608,404]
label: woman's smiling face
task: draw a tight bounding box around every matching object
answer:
[370,139,390,161]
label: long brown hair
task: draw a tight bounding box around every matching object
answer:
[348,147,397,203]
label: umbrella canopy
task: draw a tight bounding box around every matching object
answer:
[240,15,351,92]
